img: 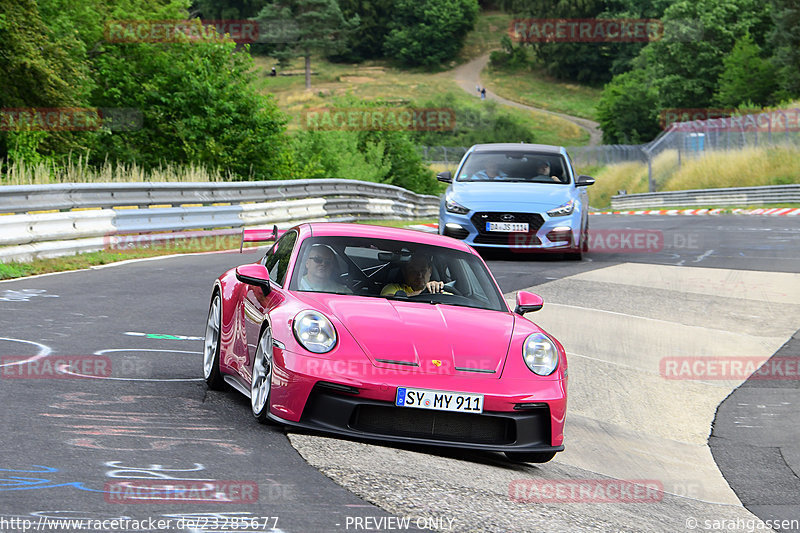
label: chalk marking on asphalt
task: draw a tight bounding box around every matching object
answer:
[693,249,715,263]
[0,338,52,368]
[56,348,204,381]
[125,331,203,341]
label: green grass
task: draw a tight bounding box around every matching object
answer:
[483,65,602,120]
[254,56,588,147]
[457,12,516,63]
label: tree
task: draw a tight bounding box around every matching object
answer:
[768,0,800,100]
[191,0,268,19]
[383,0,479,68]
[91,26,288,178]
[641,0,773,110]
[596,0,775,143]
[596,69,661,144]
[328,0,393,62]
[253,0,359,89]
[0,0,92,162]
[715,34,777,107]
[518,0,672,85]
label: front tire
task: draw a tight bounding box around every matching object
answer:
[505,451,557,464]
[251,327,274,424]
[203,293,225,390]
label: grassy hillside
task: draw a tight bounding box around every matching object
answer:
[251,56,589,148]
[484,67,602,120]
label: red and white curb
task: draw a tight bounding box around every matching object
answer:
[406,223,439,233]
[590,208,800,216]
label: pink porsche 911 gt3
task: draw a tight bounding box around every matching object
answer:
[203,222,567,463]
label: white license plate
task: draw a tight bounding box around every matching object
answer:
[486,222,529,232]
[396,387,483,413]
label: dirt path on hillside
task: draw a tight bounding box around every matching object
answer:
[449,54,603,146]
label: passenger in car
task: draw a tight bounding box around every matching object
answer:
[298,244,351,293]
[533,160,561,182]
[380,254,446,297]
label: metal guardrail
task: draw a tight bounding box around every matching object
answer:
[0,179,433,214]
[0,180,440,263]
[611,184,800,209]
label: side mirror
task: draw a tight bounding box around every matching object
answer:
[236,264,271,295]
[576,175,595,187]
[437,170,452,183]
[514,291,543,315]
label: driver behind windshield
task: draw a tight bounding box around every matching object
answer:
[471,158,508,180]
[380,253,446,296]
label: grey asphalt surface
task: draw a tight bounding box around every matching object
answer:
[0,214,797,532]
[710,328,800,531]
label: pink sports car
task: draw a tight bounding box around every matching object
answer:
[203,222,567,463]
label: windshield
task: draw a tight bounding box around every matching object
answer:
[456,151,570,184]
[289,236,507,312]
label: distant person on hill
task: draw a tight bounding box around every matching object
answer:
[480,88,486,100]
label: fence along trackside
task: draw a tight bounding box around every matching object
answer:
[0,179,440,263]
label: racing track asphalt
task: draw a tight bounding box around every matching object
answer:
[0,214,797,532]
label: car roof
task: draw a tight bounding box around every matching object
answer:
[470,143,566,155]
[302,222,475,253]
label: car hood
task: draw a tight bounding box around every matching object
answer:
[452,182,571,209]
[297,294,515,376]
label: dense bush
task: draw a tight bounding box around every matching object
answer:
[411,94,538,147]
[382,0,479,68]
[1,0,290,180]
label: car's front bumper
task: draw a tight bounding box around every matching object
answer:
[268,348,567,452]
[439,208,581,252]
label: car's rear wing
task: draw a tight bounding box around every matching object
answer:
[240,225,285,253]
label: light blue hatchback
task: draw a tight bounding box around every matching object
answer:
[437,143,595,259]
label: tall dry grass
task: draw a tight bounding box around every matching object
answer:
[662,146,799,190]
[587,146,800,208]
[1,155,234,186]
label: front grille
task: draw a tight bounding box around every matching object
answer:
[351,405,515,444]
[471,212,544,245]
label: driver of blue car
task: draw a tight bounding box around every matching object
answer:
[381,253,446,296]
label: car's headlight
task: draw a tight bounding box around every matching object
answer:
[445,194,469,214]
[293,310,337,353]
[547,199,575,217]
[522,333,559,376]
